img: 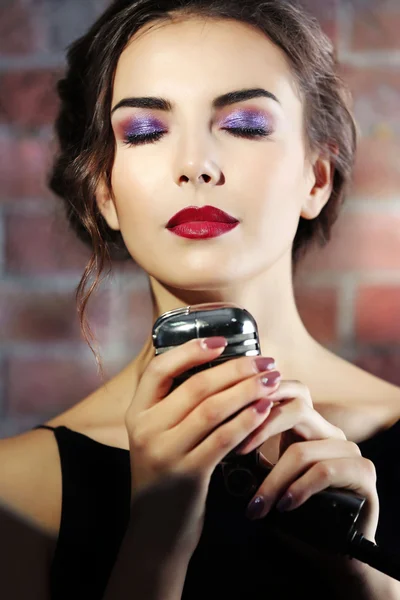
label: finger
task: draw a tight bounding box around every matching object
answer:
[236,394,346,455]
[131,337,228,414]
[134,337,277,412]
[182,397,275,474]
[171,356,277,418]
[168,371,280,451]
[273,457,379,541]
[266,380,314,408]
[246,438,361,517]
[277,456,376,509]
[136,355,278,437]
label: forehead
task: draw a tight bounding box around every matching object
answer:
[112,17,301,110]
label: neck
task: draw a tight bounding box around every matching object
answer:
[134,249,323,380]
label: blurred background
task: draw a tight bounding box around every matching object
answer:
[0,0,399,438]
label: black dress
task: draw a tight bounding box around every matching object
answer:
[33,420,400,599]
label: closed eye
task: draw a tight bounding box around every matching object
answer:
[123,131,164,146]
[122,126,272,147]
[223,126,272,138]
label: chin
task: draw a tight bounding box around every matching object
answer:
[157,265,251,292]
[137,247,264,289]
[166,276,235,292]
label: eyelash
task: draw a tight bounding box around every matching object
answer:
[123,127,271,147]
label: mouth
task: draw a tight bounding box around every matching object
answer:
[166,205,238,228]
[167,221,239,239]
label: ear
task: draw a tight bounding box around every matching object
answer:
[95,179,120,231]
[300,148,336,220]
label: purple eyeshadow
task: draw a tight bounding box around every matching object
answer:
[120,110,271,142]
[221,111,270,129]
[123,117,164,137]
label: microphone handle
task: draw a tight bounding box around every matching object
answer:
[220,449,366,555]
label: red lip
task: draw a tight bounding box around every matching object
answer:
[168,222,239,239]
[167,205,238,228]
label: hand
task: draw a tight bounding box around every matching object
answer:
[238,380,379,544]
[124,337,281,555]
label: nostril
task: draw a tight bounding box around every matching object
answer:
[200,174,211,182]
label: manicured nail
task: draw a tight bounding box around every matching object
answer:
[276,492,294,512]
[259,372,281,387]
[254,398,273,414]
[201,337,227,350]
[246,496,265,520]
[253,357,276,373]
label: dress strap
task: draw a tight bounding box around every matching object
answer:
[33,425,56,431]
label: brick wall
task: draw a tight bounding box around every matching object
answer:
[1,0,399,438]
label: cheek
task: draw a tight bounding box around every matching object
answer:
[110,150,161,224]
[237,141,305,207]
[238,143,306,242]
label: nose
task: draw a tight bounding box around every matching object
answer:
[178,162,224,186]
[174,132,224,187]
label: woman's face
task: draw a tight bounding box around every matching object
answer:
[104,16,322,290]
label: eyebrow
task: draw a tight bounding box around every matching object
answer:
[111,88,280,115]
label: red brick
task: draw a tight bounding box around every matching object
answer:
[353,350,400,388]
[355,286,400,343]
[338,65,400,140]
[5,212,91,274]
[0,283,113,344]
[6,356,101,414]
[300,0,337,18]
[0,0,44,55]
[0,70,62,128]
[0,134,53,199]
[350,3,400,51]
[298,212,400,273]
[350,138,400,200]
[294,286,338,344]
[300,0,339,43]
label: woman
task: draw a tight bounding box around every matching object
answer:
[1,0,400,598]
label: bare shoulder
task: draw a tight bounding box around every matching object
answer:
[43,367,133,450]
[0,426,62,539]
[0,361,134,540]
[0,383,121,598]
[312,348,400,442]
[0,427,59,598]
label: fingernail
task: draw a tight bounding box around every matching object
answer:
[201,337,227,350]
[259,372,281,387]
[254,398,273,414]
[246,496,265,520]
[253,357,276,373]
[276,492,293,512]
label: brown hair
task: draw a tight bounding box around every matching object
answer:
[48,0,357,378]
